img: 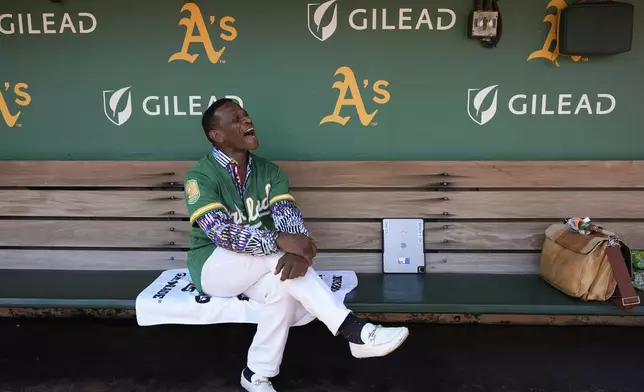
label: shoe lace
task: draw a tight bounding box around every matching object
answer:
[367,325,381,344]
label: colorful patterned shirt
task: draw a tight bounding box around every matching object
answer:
[184,148,309,292]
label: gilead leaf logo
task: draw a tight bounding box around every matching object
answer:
[103,86,133,126]
[467,85,499,125]
[308,0,338,42]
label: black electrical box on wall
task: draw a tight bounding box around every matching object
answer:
[559,2,635,56]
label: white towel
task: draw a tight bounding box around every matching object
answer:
[135,268,358,327]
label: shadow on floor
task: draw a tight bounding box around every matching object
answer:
[0,318,642,391]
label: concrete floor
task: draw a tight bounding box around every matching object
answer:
[0,317,643,391]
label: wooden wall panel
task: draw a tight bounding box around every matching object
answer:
[0,221,382,250]
[425,222,644,250]
[4,220,641,251]
[281,161,644,189]
[0,190,184,218]
[0,249,540,275]
[3,161,644,188]
[4,190,644,219]
[307,222,381,250]
[0,250,186,270]
[0,250,381,273]
[0,161,191,188]
[0,221,190,248]
[295,191,644,219]
[1,161,642,278]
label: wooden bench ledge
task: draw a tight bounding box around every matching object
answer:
[0,270,642,317]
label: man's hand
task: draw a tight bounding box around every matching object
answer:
[276,233,316,265]
[274,253,309,281]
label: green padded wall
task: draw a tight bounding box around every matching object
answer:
[0,0,641,161]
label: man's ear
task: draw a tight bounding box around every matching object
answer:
[210,129,224,144]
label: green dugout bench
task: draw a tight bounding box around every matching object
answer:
[1,160,644,324]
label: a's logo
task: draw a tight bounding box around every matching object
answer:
[307,2,456,41]
[102,87,243,126]
[321,66,390,126]
[308,0,339,42]
[0,13,97,35]
[0,82,31,128]
[169,2,237,64]
[467,85,499,126]
[466,85,617,125]
[528,0,584,66]
[103,86,133,126]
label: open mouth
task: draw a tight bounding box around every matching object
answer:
[243,127,256,138]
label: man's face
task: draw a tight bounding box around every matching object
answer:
[211,102,258,151]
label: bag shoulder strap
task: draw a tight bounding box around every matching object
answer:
[606,246,641,310]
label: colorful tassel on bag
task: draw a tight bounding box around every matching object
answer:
[564,216,593,235]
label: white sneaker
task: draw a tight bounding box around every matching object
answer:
[241,368,277,392]
[349,323,410,359]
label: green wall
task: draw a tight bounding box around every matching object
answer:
[0,0,641,161]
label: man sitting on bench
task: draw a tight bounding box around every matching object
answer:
[184,98,409,392]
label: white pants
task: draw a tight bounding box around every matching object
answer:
[200,247,352,378]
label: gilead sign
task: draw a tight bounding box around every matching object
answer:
[509,94,616,116]
[467,85,617,126]
[348,8,456,31]
[0,13,97,35]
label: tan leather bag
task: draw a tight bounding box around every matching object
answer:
[540,223,640,310]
